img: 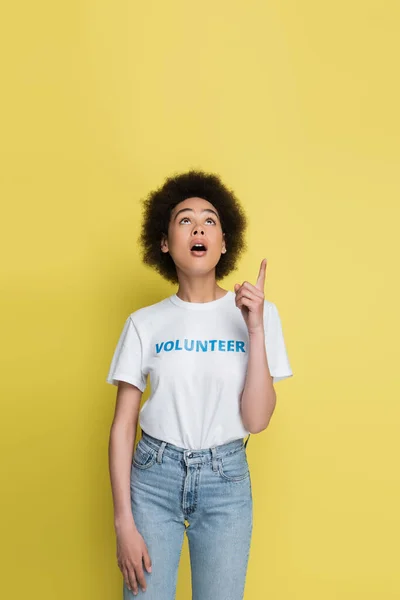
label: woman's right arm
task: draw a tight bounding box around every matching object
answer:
[109,380,141,526]
[108,381,152,594]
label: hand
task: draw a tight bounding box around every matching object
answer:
[115,518,152,595]
[234,258,267,333]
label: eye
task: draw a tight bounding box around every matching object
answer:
[179,217,216,224]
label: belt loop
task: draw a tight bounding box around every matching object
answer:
[210,446,218,471]
[157,441,167,464]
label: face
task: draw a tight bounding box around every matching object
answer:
[160,197,226,278]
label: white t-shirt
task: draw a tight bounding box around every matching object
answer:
[106,290,293,450]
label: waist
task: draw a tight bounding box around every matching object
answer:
[140,429,245,461]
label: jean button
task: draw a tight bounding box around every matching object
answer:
[188,453,193,457]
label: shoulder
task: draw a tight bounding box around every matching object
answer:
[262,299,280,328]
[264,298,276,310]
[263,298,278,314]
[127,295,173,326]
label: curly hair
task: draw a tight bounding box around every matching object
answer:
[138,169,248,284]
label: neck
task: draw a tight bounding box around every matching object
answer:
[175,274,227,303]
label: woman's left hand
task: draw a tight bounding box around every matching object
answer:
[234,258,267,334]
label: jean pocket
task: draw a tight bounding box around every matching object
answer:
[218,448,250,482]
[132,440,157,470]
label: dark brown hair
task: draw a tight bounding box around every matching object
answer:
[138,169,247,284]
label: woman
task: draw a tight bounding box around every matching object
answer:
[106,169,293,599]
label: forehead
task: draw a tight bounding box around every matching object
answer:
[171,197,218,216]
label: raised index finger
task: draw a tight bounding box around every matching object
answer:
[255,258,267,291]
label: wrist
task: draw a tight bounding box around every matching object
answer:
[114,513,137,530]
[248,326,265,338]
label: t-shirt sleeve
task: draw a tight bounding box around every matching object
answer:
[264,302,293,384]
[106,316,147,391]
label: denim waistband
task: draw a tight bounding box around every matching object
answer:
[140,429,246,464]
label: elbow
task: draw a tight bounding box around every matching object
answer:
[245,420,270,434]
[241,392,276,434]
[253,424,269,434]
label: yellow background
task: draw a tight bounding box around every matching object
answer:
[1,1,399,598]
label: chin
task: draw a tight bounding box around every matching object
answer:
[178,260,218,275]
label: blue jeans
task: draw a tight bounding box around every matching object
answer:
[124,430,253,600]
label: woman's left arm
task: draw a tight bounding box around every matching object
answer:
[240,328,276,433]
[234,258,276,433]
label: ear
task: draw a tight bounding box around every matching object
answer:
[160,234,169,253]
[221,232,226,254]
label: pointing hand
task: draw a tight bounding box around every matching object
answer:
[234,258,267,333]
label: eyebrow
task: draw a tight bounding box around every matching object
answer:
[173,208,220,221]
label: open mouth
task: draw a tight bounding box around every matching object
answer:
[190,243,207,256]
